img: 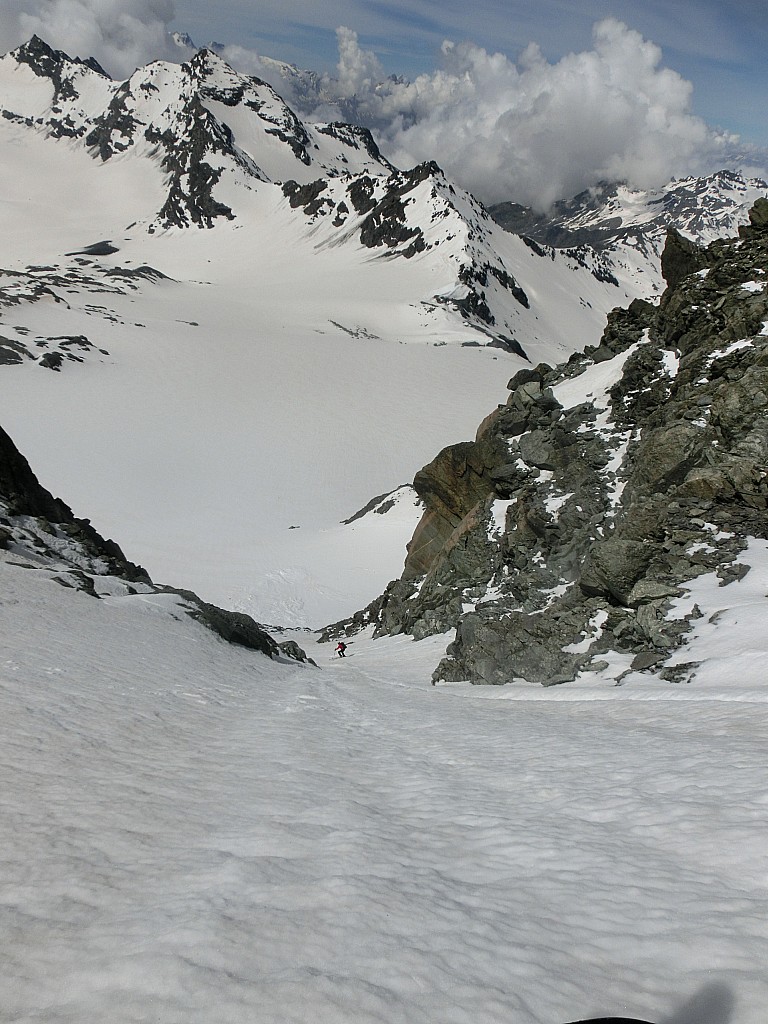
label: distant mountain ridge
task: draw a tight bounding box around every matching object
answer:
[490,172,767,250]
[490,171,768,298]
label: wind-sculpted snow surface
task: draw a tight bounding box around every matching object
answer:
[2,562,768,1023]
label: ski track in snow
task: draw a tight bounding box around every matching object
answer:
[2,560,768,1024]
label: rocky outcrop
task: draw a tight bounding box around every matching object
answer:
[0,423,150,581]
[0,425,312,664]
[333,203,768,684]
[659,228,713,290]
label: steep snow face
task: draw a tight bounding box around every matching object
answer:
[2,550,768,1024]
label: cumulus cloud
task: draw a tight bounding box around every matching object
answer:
[0,0,178,79]
[307,19,743,209]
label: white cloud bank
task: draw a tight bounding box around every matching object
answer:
[0,0,178,80]
[218,19,765,209]
[312,21,749,209]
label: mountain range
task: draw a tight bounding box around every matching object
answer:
[3,32,768,1024]
[0,33,766,669]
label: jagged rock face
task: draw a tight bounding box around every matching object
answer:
[0,423,149,581]
[344,204,768,684]
[0,425,311,663]
[405,436,505,579]
[660,228,713,291]
[0,39,394,230]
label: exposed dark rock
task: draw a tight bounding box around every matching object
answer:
[342,486,412,525]
[86,82,140,160]
[147,92,237,228]
[328,199,768,686]
[348,176,378,215]
[14,35,81,105]
[283,178,329,215]
[358,187,424,255]
[54,569,99,598]
[278,640,317,664]
[0,424,149,581]
[82,56,111,79]
[744,197,768,234]
[65,241,119,256]
[579,539,659,605]
[0,338,31,365]
[176,594,280,658]
[406,435,506,579]
[0,424,313,666]
[39,351,64,371]
[316,123,394,171]
[660,228,711,290]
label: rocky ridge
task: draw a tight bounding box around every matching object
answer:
[0,38,393,230]
[283,160,531,349]
[326,200,768,685]
[0,424,312,664]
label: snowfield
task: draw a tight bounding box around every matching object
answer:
[3,37,768,1024]
[2,548,768,1024]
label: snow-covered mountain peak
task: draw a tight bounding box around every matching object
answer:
[0,36,396,230]
[0,35,115,136]
[12,33,111,84]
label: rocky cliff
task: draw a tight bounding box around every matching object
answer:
[0,425,311,663]
[329,200,768,685]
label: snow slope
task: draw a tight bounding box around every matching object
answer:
[2,547,767,1023]
[2,33,767,1024]
[0,40,627,627]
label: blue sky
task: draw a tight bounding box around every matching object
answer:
[170,0,767,147]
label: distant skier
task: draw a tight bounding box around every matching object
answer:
[335,641,347,658]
